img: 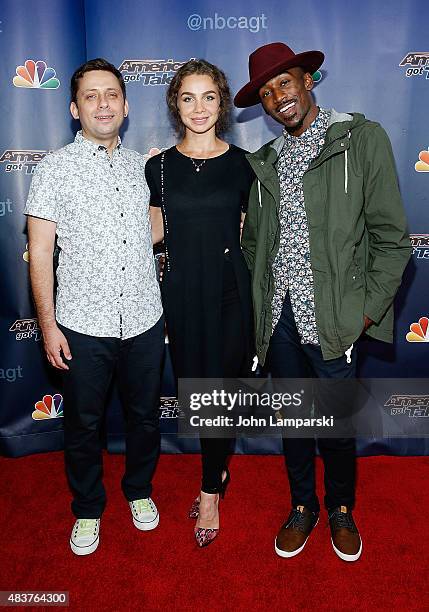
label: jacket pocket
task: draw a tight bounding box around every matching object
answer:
[336,262,366,341]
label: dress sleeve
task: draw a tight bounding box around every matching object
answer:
[144,156,161,207]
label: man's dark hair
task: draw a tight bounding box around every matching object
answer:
[70,58,126,103]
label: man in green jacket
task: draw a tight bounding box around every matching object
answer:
[235,42,411,562]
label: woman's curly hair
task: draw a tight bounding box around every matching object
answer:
[166,59,231,139]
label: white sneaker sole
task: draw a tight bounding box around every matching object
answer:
[331,537,362,562]
[70,535,99,556]
[274,517,319,558]
[132,513,159,531]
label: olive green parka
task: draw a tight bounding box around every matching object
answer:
[242,110,411,364]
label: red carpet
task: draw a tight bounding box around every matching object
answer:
[1,453,428,611]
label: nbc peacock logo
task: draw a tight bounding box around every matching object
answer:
[32,394,64,420]
[415,148,429,172]
[143,147,163,162]
[13,60,60,89]
[406,317,429,343]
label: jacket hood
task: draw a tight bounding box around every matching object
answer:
[250,110,369,163]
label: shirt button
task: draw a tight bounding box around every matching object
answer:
[116,187,119,191]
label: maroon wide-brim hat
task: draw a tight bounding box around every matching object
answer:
[234,42,324,108]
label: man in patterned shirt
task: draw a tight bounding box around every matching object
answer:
[25,58,164,555]
[236,43,410,561]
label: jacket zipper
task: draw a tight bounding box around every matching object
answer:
[303,132,352,354]
[249,160,279,356]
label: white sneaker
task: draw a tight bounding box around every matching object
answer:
[70,518,100,556]
[129,498,159,531]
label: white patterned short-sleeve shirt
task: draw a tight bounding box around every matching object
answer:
[25,131,162,339]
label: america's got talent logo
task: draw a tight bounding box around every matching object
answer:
[410,234,429,260]
[118,57,193,85]
[0,149,51,174]
[399,52,429,79]
[9,318,42,342]
[384,394,429,418]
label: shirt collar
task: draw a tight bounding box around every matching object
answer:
[283,107,331,144]
[74,130,122,154]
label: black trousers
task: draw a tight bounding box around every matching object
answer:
[60,316,164,518]
[199,258,244,493]
[267,293,356,513]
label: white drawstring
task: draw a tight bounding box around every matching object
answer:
[344,149,348,194]
[345,343,354,364]
[344,130,351,194]
[257,179,262,207]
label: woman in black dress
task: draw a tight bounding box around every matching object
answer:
[145,60,254,547]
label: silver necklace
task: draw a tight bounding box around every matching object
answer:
[190,157,207,172]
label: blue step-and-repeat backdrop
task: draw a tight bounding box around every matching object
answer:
[0,0,428,457]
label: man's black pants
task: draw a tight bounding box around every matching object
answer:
[267,294,356,513]
[60,316,164,518]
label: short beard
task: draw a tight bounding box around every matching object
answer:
[283,102,317,136]
[285,115,305,135]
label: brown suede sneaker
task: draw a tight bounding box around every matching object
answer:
[275,506,319,558]
[328,506,362,562]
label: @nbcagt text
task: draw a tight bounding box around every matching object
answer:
[187,13,267,33]
[188,389,334,429]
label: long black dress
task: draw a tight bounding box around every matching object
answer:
[145,145,254,490]
[145,144,254,378]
